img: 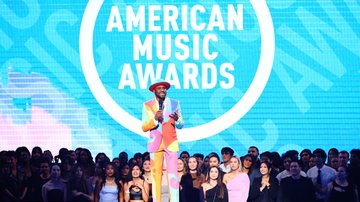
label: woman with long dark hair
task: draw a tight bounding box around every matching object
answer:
[178,158,192,202]
[124,164,149,202]
[248,161,279,202]
[68,164,93,202]
[94,162,123,202]
[201,166,228,202]
[188,156,206,202]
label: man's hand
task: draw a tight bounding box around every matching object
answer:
[155,110,163,121]
[169,112,179,121]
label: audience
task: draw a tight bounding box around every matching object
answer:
[0,145,358,202]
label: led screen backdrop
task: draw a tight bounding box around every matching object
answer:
[1,0,359,158]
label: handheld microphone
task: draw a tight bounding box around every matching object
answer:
[159,98,164,110]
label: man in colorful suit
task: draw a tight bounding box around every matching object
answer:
[142,79,184,202]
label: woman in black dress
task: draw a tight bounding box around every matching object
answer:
[42,164,67,202]
[248,161,278,202]
[201,166,228,202]
[328,166,358,202]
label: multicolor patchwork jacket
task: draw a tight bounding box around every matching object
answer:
[142,97,184,152]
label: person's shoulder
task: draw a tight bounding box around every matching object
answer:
[323,165,336,172]
[167,97,180,103]
[144,99,154,105]
[307,166,317,174]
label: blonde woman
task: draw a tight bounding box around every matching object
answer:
[223,156,250,202]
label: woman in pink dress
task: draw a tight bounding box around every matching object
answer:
[223,156,250,202]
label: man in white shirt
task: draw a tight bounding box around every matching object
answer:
[219,147,234,173]
[306,148,336,202]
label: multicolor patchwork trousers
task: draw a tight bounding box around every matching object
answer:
[150,140,179,202]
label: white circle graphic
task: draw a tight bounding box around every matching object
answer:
[79,0,275,142]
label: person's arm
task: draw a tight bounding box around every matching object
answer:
[174,101,184,129]
[124,182,130,202]
[118,181,124,202]
[200,183,207,202]
[94,179,102,202]
[222,183,229,202]
[42,185,48,202]
[241,174,250,200]
[142,103,157,132]
[63,183,67,202]
[140,180,149,202]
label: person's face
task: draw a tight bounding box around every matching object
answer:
[330,157,339,170]
[113,159,120,167]
[209,167,219,180]
[229,157,240,171]
[20,151,30,162]
[338,153,349,166]
[197,157,203,168]
[283,157,292,171]
[248,148,258,158]
[63,161,73,171]
[328,150,337,160]
[188,157,198,171]
[301,152,310,162]
[154,85,167,100]
[181,154,189,162]
[143,160,151,172]
[95,163,103,175]
[40,163,50,174]
[75,166,83,178]
[80,151,89,163]
[131,166,141,178]
[32,151,42,160]
[43,151,53,161]
[221,151,231,163]
[51,165,61,178]
[69,152,77,162]
[136,158,143,166]
[121,165,129,176]
[203,157,209,168]
[105,164,115,177]
[209,156,220,167]
[350,153,359,165]
[260,163,270,175]
[7,156,17,168]
[336,166,346,180]
[309,157,316,168]
[178,159,185,172]
[119,153,128,162]
[314,153,324,166]
[289,162,300,177]
[97,154,106,163]
[243,156,253,169]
